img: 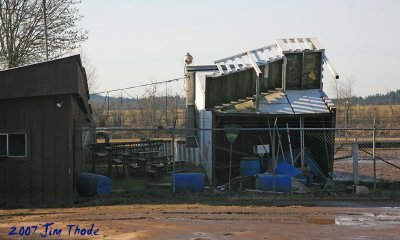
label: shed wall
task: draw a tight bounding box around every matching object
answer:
[0,95,74,207]
[70,95,92,197]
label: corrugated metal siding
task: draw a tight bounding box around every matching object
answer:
[285,90,330,114]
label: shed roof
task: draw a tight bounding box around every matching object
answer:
[0,55,89,101]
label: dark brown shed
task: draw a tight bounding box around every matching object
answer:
[0,55,92,207]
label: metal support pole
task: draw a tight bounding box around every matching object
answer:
[255,75,260,110]
[282,57,287,91]
[372,118,376,193]
[120,91,123,127]
[286,123,294,165]
[300,117,305,168]
[272,129,276,193]
[172,129,176,194]
[42,0,49,60]
[352,143,359,186]
[228,144,233,191]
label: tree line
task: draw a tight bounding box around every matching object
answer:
[342,89,400,105]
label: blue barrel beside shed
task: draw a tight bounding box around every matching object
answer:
[172,173,204,193]
[77,172,112,196]
[256,173,291,193]
[240,157,261,176]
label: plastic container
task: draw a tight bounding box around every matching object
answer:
[276,162,302,177]
[77,172,112,196]
[240,157,261,176]
[256,173,291,193]
[172,173,204,193]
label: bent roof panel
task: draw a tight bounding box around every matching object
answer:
[259,91,294,114]
[218,89,332,115]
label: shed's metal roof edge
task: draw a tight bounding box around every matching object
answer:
[0,54,82,72]
[186,65,218,71]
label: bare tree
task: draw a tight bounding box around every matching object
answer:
[331,77,354,102]
[136,84,160,128]
[80,51,98,94]
[330,77,355,129]
[0,0,87,68]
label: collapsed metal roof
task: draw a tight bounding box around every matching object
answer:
[213,38,338,79]
[185,38,338,115]
[214,89,334,115]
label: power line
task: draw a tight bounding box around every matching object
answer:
[91,76,187,95]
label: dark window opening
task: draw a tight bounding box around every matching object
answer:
[0,133,27,157]
[0,134,7,156]
[9,134,26,156]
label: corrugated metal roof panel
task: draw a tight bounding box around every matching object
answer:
[258,91,294,114]
[283,90,330,114]
[216,89,332,115]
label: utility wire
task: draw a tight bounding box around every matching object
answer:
[91,76,187,95]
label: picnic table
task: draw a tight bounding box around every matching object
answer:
[147,162,166,177]
[137,151,160,159]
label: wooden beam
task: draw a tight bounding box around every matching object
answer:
[232,59,241,71]
[246,52,262,76]
[310,38,324,50]
[216,63,225,75]
[275,39,289,52]
[323,55,339,79]
[293,38,303,51]
[224,61,233,73]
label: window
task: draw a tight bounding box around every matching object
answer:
[0,133,27,157]
[0,134,6,155]
[81,128,96,149]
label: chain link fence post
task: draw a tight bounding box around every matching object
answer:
[172,128,176,194]
[352,143,359,186]
[373,120,376,193]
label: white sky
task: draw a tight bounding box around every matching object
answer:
[79,0,400,98]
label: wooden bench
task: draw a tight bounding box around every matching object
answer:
[128,162,141,176]
[167,160,185,172]
[146,169,159,178]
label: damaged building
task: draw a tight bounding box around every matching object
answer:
[185,38,339,185]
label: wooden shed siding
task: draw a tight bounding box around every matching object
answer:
[0,55,90,207]
[0,95,74,206]
[29,98,44,205]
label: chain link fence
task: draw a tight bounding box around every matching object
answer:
[334,129,400,189]
[81,127,400,196]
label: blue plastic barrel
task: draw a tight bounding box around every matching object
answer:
[256,174,291,193]
[172,173,204,193]
[77,173,112,196]
[240,157,260,176]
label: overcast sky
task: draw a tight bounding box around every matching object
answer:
[79,0,400,98]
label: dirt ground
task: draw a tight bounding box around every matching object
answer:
[1,199,400,240]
